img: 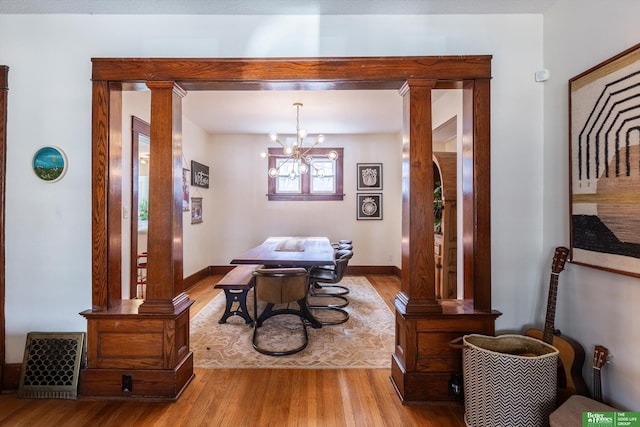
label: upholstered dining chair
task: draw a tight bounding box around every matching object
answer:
[307,250,353,325]
[310,249,353,297]
[331,239,353,249]
[252,267,311,356]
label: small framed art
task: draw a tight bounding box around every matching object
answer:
[357,163,382,191]
[182,168,190,212]
[357,193,382,220]
[32,146,68,182]
[191,197,203,224]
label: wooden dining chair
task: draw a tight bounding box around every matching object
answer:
[252,267,311,356]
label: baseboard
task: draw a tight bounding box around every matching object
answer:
[182,267,214,290]
[346,265,399,276]
[207,265,236,275]
[2,362,21,391]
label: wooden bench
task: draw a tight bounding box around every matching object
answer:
[214,265,261,324]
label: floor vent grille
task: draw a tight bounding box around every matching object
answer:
[18,332,86,399]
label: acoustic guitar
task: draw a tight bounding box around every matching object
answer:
[592,345,609,402]
[525,246,588,403]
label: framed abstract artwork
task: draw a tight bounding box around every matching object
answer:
[32,146,68,182]
[357,163,382,191]
[357,193,382,220]
[569,43,640,277]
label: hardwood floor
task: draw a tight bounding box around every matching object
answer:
[0,275,465,426]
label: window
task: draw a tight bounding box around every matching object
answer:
[267,147,343,201]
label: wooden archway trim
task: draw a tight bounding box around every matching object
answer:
[90,56,493,311]
[88,56,498,402]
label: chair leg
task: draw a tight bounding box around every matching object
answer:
[308,306,349,326]
[252,292,310,356]
[308,292,349,309]
[307,292,349,326]
[252,316,308,356]
[311,282,349,296]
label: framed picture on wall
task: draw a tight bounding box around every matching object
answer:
[191,197,203,224]
[191,160,210,188]
[569,42,640,277]
[32,146,68,182]
[357,163,383,191]
[182,168,190,212]
[357,193,382,220]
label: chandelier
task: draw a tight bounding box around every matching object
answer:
[260,102,338,178]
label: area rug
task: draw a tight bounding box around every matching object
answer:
[190,276,395,369]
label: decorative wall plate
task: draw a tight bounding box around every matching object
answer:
[357,193,383,220]
[32,146,67,182]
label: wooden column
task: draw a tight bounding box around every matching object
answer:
[391,79,500,404]
[139,81,191,314]
[465,78,492,311]
[396,79,441,315]
[81,81,194,400]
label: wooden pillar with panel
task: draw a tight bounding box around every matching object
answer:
[80,79,194,400]
[390,78,500,404]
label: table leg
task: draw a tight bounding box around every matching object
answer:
[218,289,253,324]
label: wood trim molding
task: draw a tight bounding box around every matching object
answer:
[91,56,492,313]
[90,56,494,402]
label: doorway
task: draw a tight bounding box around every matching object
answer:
[90,56,492,311]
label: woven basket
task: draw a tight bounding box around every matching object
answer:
[462,334,559,427]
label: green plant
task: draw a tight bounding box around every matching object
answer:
[139,198,149,221]
[433,181,443,234]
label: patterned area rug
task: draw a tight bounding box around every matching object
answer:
[190,276,394,369]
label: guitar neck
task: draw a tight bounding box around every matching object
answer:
[593,368,602,402]
[542,273,559,344]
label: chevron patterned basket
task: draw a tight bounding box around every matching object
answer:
[462,334,559,427]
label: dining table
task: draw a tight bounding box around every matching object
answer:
[230,236,335,268]
[230,236,335,328]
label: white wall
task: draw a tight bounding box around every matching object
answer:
[122,91,150,299]
[121,92,214,296]
[0,14,544,369]
[181,115,217,278]
[208,133,402,267]
[543,0,640,411]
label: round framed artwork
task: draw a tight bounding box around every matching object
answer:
[32,146,68,182]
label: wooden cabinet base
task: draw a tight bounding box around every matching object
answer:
[80,352,194,400]
[80,298,194,400]
[391,355,461,403]
[391,299,500,403]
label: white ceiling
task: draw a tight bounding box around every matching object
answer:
[183,90,406,135]
[0,0,557,15]
[2,0,556,135]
